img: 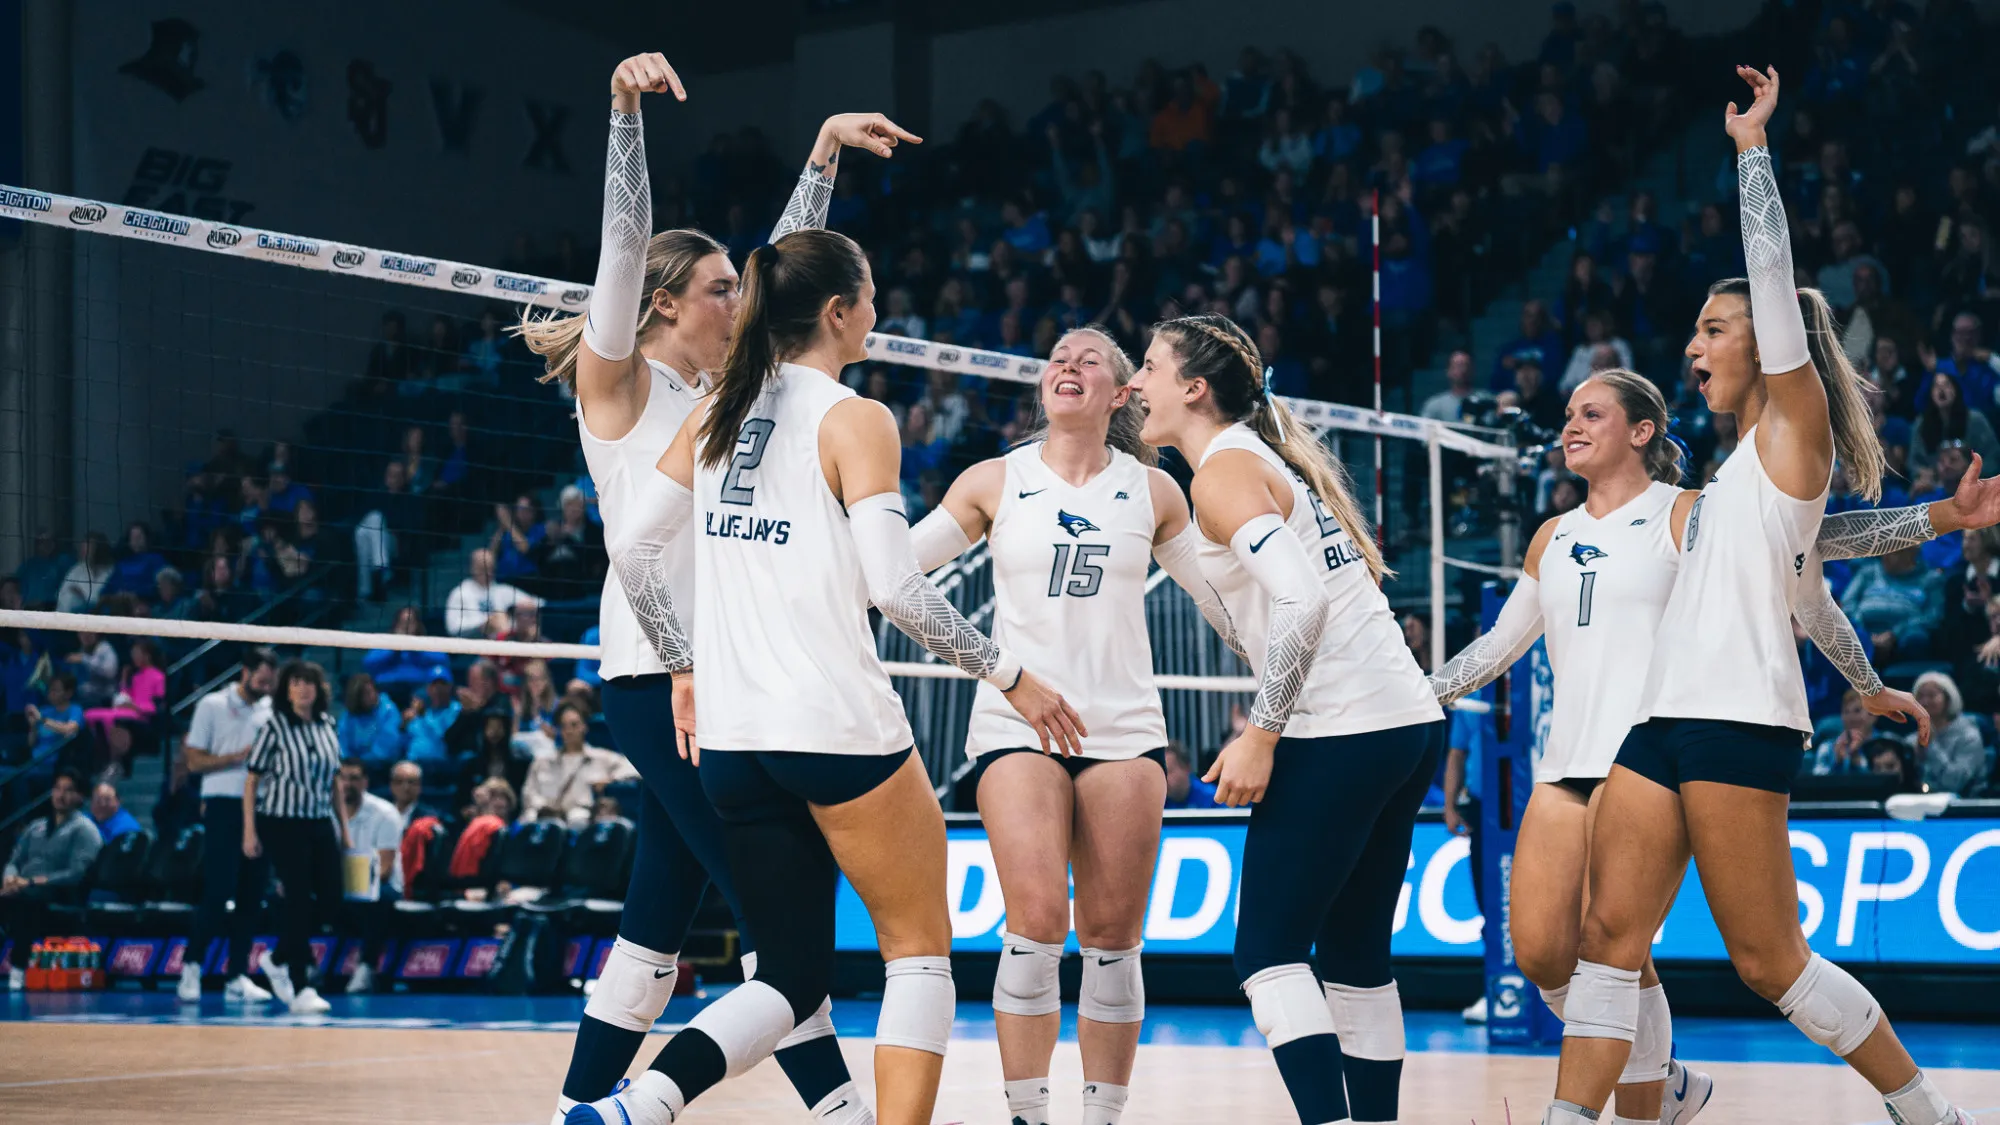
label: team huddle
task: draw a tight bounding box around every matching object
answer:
[517,53,1989,1125]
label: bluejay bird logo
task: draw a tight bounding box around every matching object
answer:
[1570,543,1609,567]
[1056,510,1100,538]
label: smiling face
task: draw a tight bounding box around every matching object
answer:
[1132,334,1198,447]
[1042,330,1130,428]
[1562,378,1654,482]
[1685,291,1758,415]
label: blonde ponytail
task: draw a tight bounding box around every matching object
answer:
[512,228,728,392]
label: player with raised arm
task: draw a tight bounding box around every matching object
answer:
[1539,67,1980,1125]
[573,226,1083,1125]
[516,51,917,1125]
[906,325,1236,1125]
[1433,368,2000,1125]
[1129,314,1443,1125]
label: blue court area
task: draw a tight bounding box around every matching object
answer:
[8,988,2000,1074]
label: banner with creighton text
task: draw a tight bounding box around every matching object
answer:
[834,815,2000,964]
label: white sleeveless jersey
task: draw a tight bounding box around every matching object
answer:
[1640,425,1827,733]
[965,443,1167,759]
[1535,481,1681,782]
[691,364,915,756]
[1194,424,1441,738]
[578,359,704,681]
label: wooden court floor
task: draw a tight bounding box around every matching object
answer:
[3,1022,1996,1124]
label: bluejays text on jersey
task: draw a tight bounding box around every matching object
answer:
[703,511,792,545]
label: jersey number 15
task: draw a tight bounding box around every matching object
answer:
[1048,543,1108,597]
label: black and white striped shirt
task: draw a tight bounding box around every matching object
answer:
[245,712,342,819]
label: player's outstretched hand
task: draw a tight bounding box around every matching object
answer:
[1004,670,1087,757]
[1724,65,1778,145]
[1941,453,2000,534]
[1863,686,1932,747]
[612,53,686,102]
[820,113,922,159]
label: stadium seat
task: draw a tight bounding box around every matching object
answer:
[137,823,205,934]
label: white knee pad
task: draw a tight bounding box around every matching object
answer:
[1562,960,1642,1042]
[777,995,836,1050]
[1539,984,1570,1023]
[877,956,955,1056]
[686,978,796,1078]
[582,937,678,1033]
[1243,963,1337,1049]
[1619,984,1672,1085]
[1778,953,1881,1057]
[1323,980,1406,1061]
[1078,944,1144,1024]
[992,931,1064,1017]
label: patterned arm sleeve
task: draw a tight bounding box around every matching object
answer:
[603,470,696,674]
[1228,514,1331,733]
[1738,146,1810,375]
[1794,554,1885,696]
[851,493,1021,687]
[583,111,651,363]
[768,151,838,242]
[1153,522,1247,661]
[1429,577,1547,705]
[1815,504,1939,561]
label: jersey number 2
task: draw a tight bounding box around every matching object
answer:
[1048,543,1108,597]
[718,419,775,506]
[1576,571,1597,627]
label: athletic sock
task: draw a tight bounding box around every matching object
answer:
[1272,1036,1351,1125]
[1003,1077,1052,1125]
[1081,1081,1129,1125]
[1544,1101,1600,1124]
[1884,1071,1954,1125]
[621,1070,687,1125]
[561,1015,647,1104]
[776,1033,854,1109]
[806,1080,872,1124]
[1341,1056,1402,1122]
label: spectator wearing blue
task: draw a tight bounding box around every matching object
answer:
[89,781,142,843]
[1512,90,1589,176]
[1313,96,1363,165]
[1800,592,1875,719]
[263,464,311,516]
[400,670,462,769]
[1935,313,2000,416]
[1412,118,1470,192]
[574,625,603,687]
[18,673,81,791]
[104,523,168,599]
[339,673,406,771]
[1493,300,1565,391]
[1048,121,1115,225]
[15,530,71,609]
[999,198,1052,256]
[1806,690,1880,777]
[489,494,546,586]
[1842,545,1945,663]
[363,606,452,700]
[1162,742,1219,810]
[1913,445,1978,573]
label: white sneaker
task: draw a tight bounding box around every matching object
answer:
[224,974,272,1003]
[345,963,374,995]
[257,951,296,1006]
[289,986,331,1015]
[1462,995,1488,1024]
[1661,1058,1714,1125]
[6,967,23,991]
[177,964,202,1003]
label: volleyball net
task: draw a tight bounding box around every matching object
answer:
[0,185,1517,778]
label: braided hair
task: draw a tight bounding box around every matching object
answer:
[1154,314,1389,581]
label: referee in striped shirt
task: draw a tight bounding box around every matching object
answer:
[243,659,348,1015]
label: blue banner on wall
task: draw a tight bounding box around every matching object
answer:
[835,816,2000,965]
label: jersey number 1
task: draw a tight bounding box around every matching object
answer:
[718,419,775,506]
[1048,543,1108,597]
[1576,571,1597,627]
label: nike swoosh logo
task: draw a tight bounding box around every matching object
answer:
[1097,957,1123,965]
[1674,1068,1688,1099]
[653,968,673,978]
[1019,488,1047,498]
[1248,527,1281,553]
[1006,947,1035,955]
[828,1100,848,1115]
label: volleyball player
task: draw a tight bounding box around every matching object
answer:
[575,229,1082,1125]
[906,327,1234,1125]
[1129,314,1442,1125]
[1432,369,2000,1125]
[517,52,918,1125]
[1541,67,1977,1125]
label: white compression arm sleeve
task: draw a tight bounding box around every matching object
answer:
[910,507,975,573]
[583,110,650,364]
[769,152,837,242]
[1793,553,1886,696]
[1739,146,1809,375]
[1429,577,1545,705]
[603,468,696,673]
[1154,522,1246,659]
[1230,514,1330,732]
[849,492,1021,689]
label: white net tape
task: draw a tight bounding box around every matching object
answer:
[1,182,1517,697]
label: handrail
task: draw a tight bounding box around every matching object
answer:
[0,733,77,793]
[164,568,337,713]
